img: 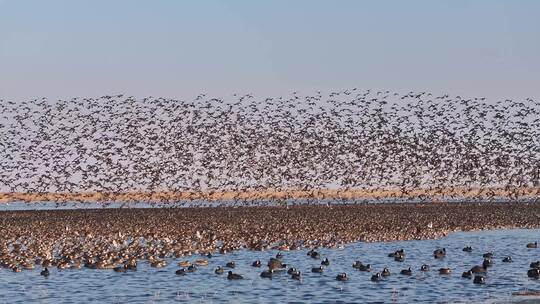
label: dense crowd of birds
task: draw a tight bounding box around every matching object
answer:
[0,89,539,203]
[1,202,540,279]
[2,217,540,288]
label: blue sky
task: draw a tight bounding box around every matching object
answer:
[0,0,539,101]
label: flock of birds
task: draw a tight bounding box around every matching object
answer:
[3,238,540,287]
[184,242,540,285]
[0,89,539,203]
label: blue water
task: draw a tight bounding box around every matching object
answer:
[1,229,540,303]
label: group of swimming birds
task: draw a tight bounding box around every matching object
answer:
[0,89,539,203]
[3,239,539,287]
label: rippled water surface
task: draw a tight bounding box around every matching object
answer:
[1,228,540,303]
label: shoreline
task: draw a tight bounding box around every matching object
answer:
[0,187,539,203]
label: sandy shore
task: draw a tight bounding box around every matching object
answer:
[1,187,539,203]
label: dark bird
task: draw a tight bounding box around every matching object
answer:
[473,275,486,284]
[336,273,348,281]
[400,267,412,275]
[371,273,382,282]
[260,269,273,279]
[434,248,446,259]
[227,271,243,280]
[462,270,473,279]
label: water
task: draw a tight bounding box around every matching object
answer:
[1,229,540,303]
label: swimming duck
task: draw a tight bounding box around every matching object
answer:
[321,258,330,266]
[400,267,412,275]
[276,252,284,259]
[307,249,320,259]
[311,266,324,273]
[502,256,512,263]
[287,267,298,275]
[394,254,405,262]
[462,246,472,252]
[530,261,540,269]
[291,271,302,281]
[371,273,382,282]
[388,249,405,258]
[226,261,235,268]
[214,266,224,275]
[359,264,372,272]
[527,242,538,248]
[260,269,273,279]
[382,267,391,277]
[482,258,493,268]
[175,268,187,275]
[352,261,362,269]
[252,260,261,267]
[470,265,487,273]
[473,275,486,284]
[268,258,286,270]
[178,261,191,267]
[194,259,208,266]
[187,264,198,272]
[227,271,243,280]
[482,252,494,259]
[40,267,50,277]
[336,273,348,281]
[439,267,451,274]
[527,269,540,278]
[433,248,446,259]
[462,270,472,279]
[420,264,430,271]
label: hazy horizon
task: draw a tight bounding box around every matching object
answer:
[1,0,539,102]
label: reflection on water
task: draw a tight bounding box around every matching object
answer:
[1,229,540,303]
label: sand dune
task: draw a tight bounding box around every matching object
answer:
[1,187,538,203]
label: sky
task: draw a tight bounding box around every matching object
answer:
[0,0,539,101]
